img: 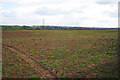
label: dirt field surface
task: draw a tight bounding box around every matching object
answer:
[2,30,119,78]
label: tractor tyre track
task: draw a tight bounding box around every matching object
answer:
[2,44,58,78]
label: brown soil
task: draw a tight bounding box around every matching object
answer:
[2,44,57,78]
[2,30,118,78]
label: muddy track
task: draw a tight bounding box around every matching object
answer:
[2,44,58,78]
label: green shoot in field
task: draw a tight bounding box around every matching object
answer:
[30,75,39,78]
[9,62,15,66]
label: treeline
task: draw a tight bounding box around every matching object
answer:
[0,25,118,30]
[1,25,35,30]
[1,25,87,30]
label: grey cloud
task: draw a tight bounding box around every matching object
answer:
[35,7,71,15]
[96,0,119,3]
[109,11,118,18]
[2,11,15,17]
[96,2,113,5]
[35,5,84,16]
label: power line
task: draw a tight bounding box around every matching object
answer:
[43,18,45,26]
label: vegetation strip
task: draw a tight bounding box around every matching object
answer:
[2,44,58,78]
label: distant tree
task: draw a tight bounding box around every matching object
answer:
[36,28,40,30]
[22,26,32,30]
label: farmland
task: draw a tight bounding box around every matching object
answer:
[2,29,118,78]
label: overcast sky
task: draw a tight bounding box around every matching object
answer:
[0,0,119,28]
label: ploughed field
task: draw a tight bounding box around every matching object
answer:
[2,30,118,78]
